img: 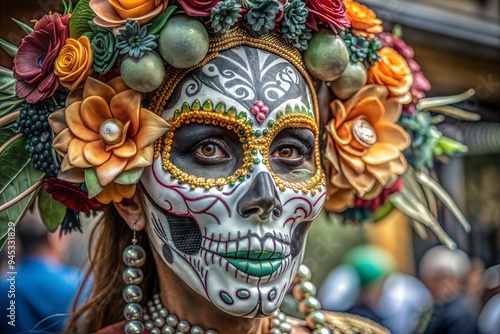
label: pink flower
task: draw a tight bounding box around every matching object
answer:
[354,178,403,212]
[13,13,70,104]
[305,0,350,32]
[176,0,219,17]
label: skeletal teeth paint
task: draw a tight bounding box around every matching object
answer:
[142,46,326,317]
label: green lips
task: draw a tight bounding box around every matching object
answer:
[220,251,285,277]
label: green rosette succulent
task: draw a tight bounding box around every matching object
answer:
[399,112,443,170]
[85,23,118,74]
[339,28,369,63]
[245,0,282,37]
[211,0,242,34]
[117,19,158,59]
[280,0,311,51]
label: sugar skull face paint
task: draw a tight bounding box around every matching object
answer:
[141,46,326,317]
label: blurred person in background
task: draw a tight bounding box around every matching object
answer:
[419,245,479,334]
[0,211,83,333]
[319,245,396,325]
[478,264,500,334]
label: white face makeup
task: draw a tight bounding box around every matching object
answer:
[141,46,326,317]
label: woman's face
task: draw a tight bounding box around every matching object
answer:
[141,46,326,317]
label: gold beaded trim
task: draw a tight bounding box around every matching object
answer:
[161,104,325,192]
[161,109,254,190]
[260,114,325,194]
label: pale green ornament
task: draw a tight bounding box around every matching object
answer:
[329,61,367,100]
[304,29,349,81]
[158,16,209,69]
[120,51,165,93]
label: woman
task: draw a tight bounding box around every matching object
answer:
[0,0,471,332]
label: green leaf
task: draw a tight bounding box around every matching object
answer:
[12,18,33,34]
[69,0,96,39]
[38,187,66,232]
[114,168,144,185]
[84,168,103,198]
[0,100,24,118]
[0,130,44,244]
[372,200,394,222]
[0,38,18,58]
[0,233,8,251]
[414,171,471,233]
[148,5,177,35]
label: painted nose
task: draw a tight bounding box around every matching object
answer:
[237,172,283,220]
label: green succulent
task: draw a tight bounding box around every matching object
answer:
[399,112,444,170]
[339,29,369,63]
[85,23,119,74]
[245,0,282,37]
[211,0,242,34]
[280,0,310,51]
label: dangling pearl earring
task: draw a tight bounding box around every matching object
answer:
[123,220,146,334]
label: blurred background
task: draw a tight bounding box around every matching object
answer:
[1,0,499,333]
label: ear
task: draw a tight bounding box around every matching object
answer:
[113,193,146,231]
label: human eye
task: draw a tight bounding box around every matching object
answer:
[270,142,311,165]
[193,139,229,163]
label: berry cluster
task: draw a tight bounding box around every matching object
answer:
[13,91,67,177]
[250,100,270,123]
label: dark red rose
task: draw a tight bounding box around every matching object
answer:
[45,178,102,213]
[354,178,403,212]
[177,0,219,17]
[13,13,70,104]
[305,0,350,32]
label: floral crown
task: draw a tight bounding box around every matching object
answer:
[0,0,477,247]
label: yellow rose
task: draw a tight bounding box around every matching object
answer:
[54,36,94,91]
[90,0,168,28]
[344,0,383,39]
[368,47,413,103]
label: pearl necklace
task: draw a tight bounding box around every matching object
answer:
[129,264,332,334]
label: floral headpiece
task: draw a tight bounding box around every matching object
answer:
[0,0,477,247]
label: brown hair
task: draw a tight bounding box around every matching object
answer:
[65,204,157,333]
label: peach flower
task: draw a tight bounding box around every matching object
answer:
[324,85,410,212]
[90,0,169,28]
[54,36,94,91]
[344,0,382,39]
[367,47,413,103]
[49,76,169,202]
[96,183,137,204]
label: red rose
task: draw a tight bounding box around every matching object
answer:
[45,178,102,213]
[177,0,219,17]
[13,13,70,104]
[305,0,350,32]
[354,178,403,212]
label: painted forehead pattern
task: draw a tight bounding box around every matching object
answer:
[165,46,314,115]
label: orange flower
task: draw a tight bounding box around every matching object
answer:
[49,76,169,202]
[54,36,94,91]
[344,0,382,39]
[324,85,410,212]
[368,47,413,103]
[96,183,137,204]
[90,0,168,28]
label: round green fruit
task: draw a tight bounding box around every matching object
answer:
[329,62,367,100]
[304,30,349,81]
[158,16,209,69]
[120,52,165,93]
